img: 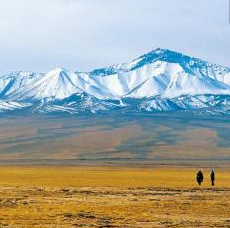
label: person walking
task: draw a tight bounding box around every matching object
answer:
[210,169,215,186]
[196,170,204,186]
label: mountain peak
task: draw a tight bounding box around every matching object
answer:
[49,67,67,74]
[149,48,178,55]
[45,68,70,81]
[138,48,183,58]
[135,48,189,65]
[1,49,230,115]
[129,48,211,73]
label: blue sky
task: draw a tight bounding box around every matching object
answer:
[0,0,229,74]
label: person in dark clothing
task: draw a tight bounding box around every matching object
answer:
[210,169,215,186]
[196,170,204,186]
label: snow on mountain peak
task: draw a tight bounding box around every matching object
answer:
[49,67,68,74]
[1,48,230,114]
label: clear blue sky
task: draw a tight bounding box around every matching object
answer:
[0,0,229,74]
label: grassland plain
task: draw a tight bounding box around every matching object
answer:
[0,166,230,228]
[1,114,230,227]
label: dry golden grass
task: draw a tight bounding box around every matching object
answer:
[0,166,229,188]
[0,166,230,227]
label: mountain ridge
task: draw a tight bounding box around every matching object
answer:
[1,48,230,115]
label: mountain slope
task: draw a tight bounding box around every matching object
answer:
[1,48,230,115]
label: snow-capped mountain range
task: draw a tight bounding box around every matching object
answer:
[1,48,230,115]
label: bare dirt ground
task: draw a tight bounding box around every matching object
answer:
[2,115,230,164]
[0,166,230,228]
